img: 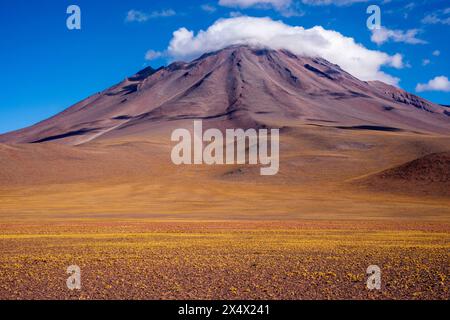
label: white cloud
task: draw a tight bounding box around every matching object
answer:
[126,10,150,23]
[125,9,176,23]
[422,59,430,66]
[218,0,302,16]
[219,0,291,9]
[404,3,415,10]
[301,0,369,5]
[420,50,441,67]
[421,8,450,25]
[416,76,450,92]
[388,53,404,69]
[145,50,163,61]
[221,0,369,6]
[166,16,404,85]
[370,27,426,45]
[229,11,243,17]
[201,4,217,13]
[421,14,450,25]
[150,9,177,18]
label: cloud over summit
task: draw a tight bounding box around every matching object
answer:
[166,16,404,85]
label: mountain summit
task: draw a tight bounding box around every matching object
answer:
[1,45,448,145]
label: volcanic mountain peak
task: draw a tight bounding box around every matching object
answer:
[0,45,448,145]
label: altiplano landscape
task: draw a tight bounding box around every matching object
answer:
[0,46,449,299]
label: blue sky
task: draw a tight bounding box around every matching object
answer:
[0,0,449,134]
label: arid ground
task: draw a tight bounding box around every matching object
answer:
[0,220,448,300]
[0,124,449,300]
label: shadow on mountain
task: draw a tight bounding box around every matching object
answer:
[31,128,100,143]
[335,125,403,132]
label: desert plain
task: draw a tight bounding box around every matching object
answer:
[0,124,449,300]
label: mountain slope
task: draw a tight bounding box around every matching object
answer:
[0,45,449,145]
[355,152,450,197]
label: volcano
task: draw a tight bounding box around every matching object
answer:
[1,45,448,145]
[0,45,449,219]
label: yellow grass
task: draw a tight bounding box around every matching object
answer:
[0,220,448,299]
